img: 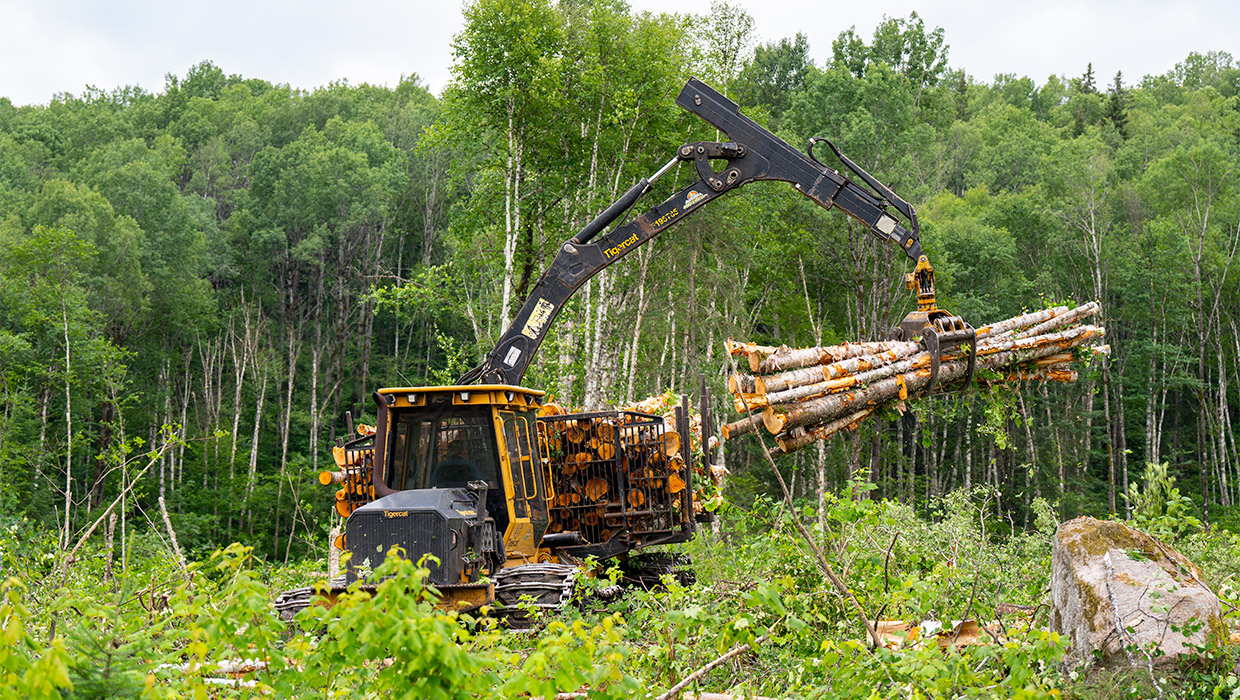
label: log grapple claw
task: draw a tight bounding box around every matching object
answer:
[886,254,977,394]
[889,311,976,395]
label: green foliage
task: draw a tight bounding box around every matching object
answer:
[4,13,1240,698]
[6,473,1240,698]
[0,579,72,700]
[1125,462,1203,539]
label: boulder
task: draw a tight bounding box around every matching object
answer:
[1050,516,1223,667]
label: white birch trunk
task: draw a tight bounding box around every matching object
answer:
[60,302,73,551]
[244,361,269,512]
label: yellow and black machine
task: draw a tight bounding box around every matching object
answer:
[290,386,702,618]
[276,78,976,620]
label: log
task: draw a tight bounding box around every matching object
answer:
[668,472,687,494]
[585,478,608,501]
[724,338,778,356]
[628,489,646,508]
[751,340,910,374]
[596,442,616,461]
[989,368,1078,384]
[758,354,928,407]
[728,373,758,394]
[755,341,921,395]
[755,340,1079,409]
[1034,352,1074,366]
[725,302,1106,455]
[1015,301,1099,338]
[763,326,1104,434]
[732,392,769,412]
[721,413,765,439]
[975,305,1068,340]
[772,407,876,455]
[662,431,682,456]
[538,402,565,417]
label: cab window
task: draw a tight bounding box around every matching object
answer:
[385,406,507,534]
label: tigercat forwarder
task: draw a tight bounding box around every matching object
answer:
[275,78,976,624]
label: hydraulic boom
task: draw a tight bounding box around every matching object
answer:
[460,78,973,389]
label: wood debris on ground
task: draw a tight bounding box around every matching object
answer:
[873,618,1017,651]
[724,302,1108,456]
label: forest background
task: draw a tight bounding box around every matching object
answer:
[2,0,1240,591]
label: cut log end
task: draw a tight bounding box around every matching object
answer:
[761,407,787,434]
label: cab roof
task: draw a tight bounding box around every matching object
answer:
[376,384,546,410]
[377,385,545,397]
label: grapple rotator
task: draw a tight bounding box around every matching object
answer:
[888,255,977,393]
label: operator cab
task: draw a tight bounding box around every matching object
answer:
[370,385,552,562]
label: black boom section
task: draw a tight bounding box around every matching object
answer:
[675,78,924,262]
[461,77,924,387]
[460,176,727,386]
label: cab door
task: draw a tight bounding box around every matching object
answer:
[497,409,550,555]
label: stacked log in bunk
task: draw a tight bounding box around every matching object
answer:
[619,392,728,515]
[723,302,1108,456]
[318,424,377,549]
[539,393,727,528]
[537,406,690,545]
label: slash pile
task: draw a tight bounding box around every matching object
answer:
[723,302,1108,456]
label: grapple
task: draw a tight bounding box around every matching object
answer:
[889,255,977,394]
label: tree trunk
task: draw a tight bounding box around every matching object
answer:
[244,359,269,522]
[274,329,301,555]
[36,384,48,490]
[1083,377,1094,500]
[60,302,73,551]
[1103,364,1115,513]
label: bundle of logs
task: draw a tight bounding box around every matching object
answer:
[537,406,690,544]
[621,392,727,513]
[723,302,1108,456]
[540,392,727,527]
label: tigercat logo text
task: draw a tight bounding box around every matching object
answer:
[383,510,409,518]
[603,231,640,260]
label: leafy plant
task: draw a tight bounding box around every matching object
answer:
[1125,462,1202,539]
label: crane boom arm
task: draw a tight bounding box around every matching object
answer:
[460,78,927,386]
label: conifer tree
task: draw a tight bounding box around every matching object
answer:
[1080,62,1097,93]
[1105,70,1130,139]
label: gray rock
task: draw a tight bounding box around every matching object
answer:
[1050,516,1223,667]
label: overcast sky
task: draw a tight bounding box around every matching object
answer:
[1,0,1235,106]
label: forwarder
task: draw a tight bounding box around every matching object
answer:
[276,78,976,622]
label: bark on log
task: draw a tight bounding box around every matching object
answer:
[762,326,1104,434]
[725,302,1106,455]
[975,305,1068,340]
[752,340,910,374]
[722,413,765,439]
[725,338,778,356]
[1015,301,1100,339]
[772,407,876,455]
[728,373,758,394]
[755,341,920,394]
[758,353,933,408]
